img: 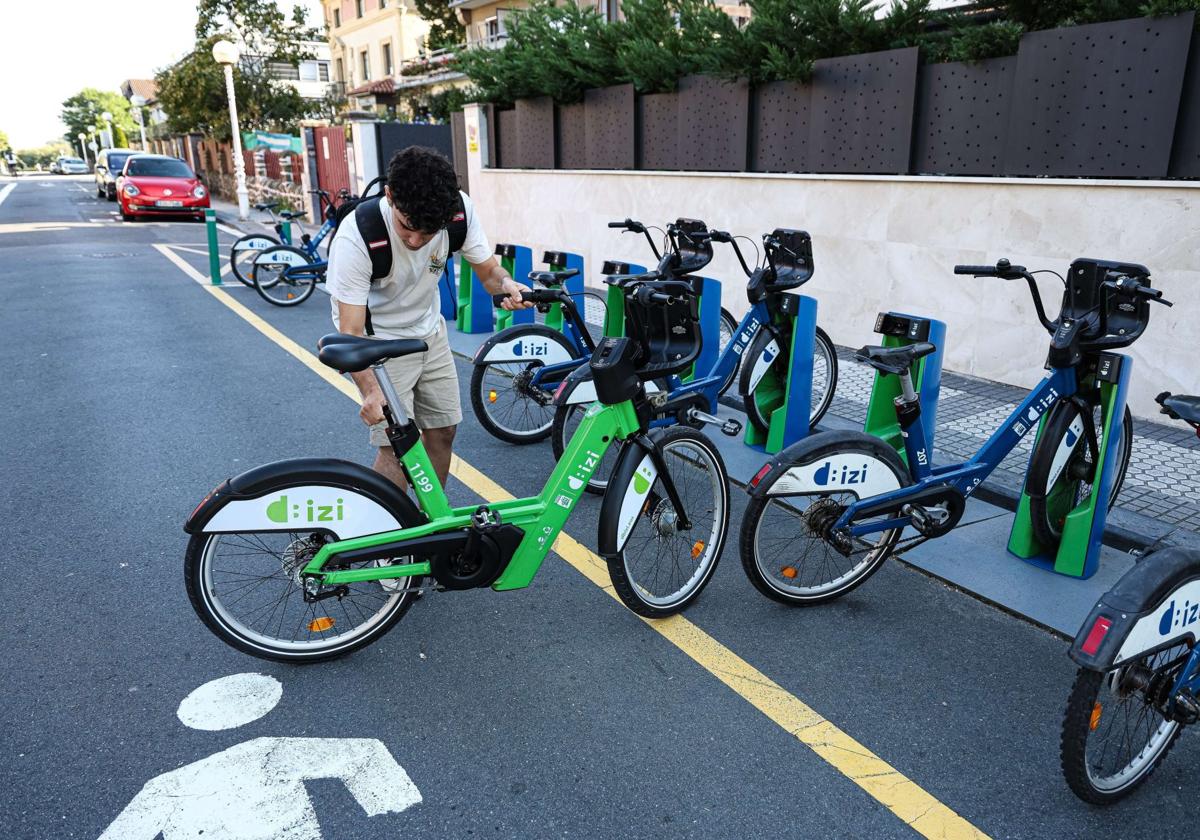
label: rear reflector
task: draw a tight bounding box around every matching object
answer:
[1080,616,1113,656]
[749,463,772,489]
[554,380,569,401]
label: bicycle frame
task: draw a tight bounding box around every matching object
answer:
[301,394,642,591]
[672,298,771,401]
[834,365,1080,537]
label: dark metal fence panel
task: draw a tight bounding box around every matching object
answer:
[1004,13,1194,178]
[751,80,812,173]
[494,108,515,169]
[637,92,679,170]
[912,57,1016,176]
[1169,28,1200,178]
[451,111,470,193]
[514,96,555,169]
[376,123,454,175]
[677,75,750,172]
[557,102,588,168]
[585,84,635,169]
[808,47,919,174]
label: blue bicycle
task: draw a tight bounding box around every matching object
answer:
[1061,391,1200,804]
[549,225,838,494]
[738,256,1169,605]
[230,189,346,288]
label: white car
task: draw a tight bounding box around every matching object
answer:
[53,156,89,175]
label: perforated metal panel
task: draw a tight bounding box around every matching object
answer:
[451,111,469,194]
[556,102,587,169]
[1004,14,1194,178]
[514,97,555,169]
[1169,27,1200,178]
[492,107,512,169]
[637,92,679,170]
[751,80,812,172]
[677,75,750,171]
[376,123,454,173]
[808,47,919,174]
[585,84,635,169]
[912,57,1015,176]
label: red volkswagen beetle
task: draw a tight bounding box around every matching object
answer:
[116,154,210,222]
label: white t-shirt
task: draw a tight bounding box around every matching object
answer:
[327,191,491,338]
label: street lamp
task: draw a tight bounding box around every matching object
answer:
[212,38,249,219]
[130,95,148,150]
[77,132,89,165]
[101,111,114,148]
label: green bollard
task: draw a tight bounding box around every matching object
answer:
[205,209,221,286]
[280,219,292,246]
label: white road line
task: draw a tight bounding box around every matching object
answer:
[0,183,15,209]
[216,223,244,237]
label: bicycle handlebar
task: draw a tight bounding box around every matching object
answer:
[607,218,662,261]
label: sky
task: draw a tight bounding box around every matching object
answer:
[0,0,325,150]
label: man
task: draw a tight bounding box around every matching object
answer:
[327,146,530,490]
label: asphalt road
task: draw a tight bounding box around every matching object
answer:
[1,174,1195,839]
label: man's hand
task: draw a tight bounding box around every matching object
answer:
[497,277,535,312]
[360,390,388,426]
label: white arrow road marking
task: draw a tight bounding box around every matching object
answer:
[0,183,15,209]
[98,736,422,839]
[177,673,282,731]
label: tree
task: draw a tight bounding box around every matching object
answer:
[0,129,9,150]
[60,89,138,144]
[413,0,465,51]
[17,141,73,168]
[194,0,319,65]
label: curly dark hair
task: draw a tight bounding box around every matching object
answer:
[385,146,461,234]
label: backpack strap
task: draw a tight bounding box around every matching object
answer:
[355,197,392,283]
[447,193,468,256]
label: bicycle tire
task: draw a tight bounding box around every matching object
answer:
[1026,400,1132,548]
[602,426,729,618]
[230,233,281,287]
[253,245,319,307]
[740,325,838,435]
[739,433,909,606]
[716,307,739,396]
[468,326,582,445]
[1060,645,1188,804]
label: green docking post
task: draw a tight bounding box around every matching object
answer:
[205,209,221,285]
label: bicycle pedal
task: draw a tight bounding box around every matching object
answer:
[721,419,742,437]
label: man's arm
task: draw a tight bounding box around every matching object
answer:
[470,256,533,311]
[337,301,389,426]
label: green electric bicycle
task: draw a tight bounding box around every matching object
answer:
[184,275,731,663]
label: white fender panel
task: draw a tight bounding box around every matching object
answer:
[767,454,902,499]
[746,338,782,393]
[1115,578,1200,664]
[566,378,661,406]
[256,249,310,267]
[1045,415,1087,493]
[204,485,401,539]
[235,236,277,251]
[481,336,573,366]
[615,454,658,552]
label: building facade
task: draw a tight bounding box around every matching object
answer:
[323,0,436,112]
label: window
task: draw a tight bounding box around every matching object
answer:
[318,61,330,82]
[268,61,301,80]
[333,8,340,27]
[335,57,344,82]
[382,42,393,76]
[599,0,619,22]
[485,16,500,42]
[360,49,370,81]
[355,0,363,17]
[299,60,319,82]
[380,0,387,7]
[127,158,194,178]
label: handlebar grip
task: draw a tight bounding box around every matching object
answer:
[709,230,732,243]
[607,221,627,228]
[954,265,997,275]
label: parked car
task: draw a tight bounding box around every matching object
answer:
[51,156,89,175]
[115,154,209,222]
[94,148,135,200]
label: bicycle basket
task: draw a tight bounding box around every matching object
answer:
[765,229,814,291]
[673,218,714,276]
[1064,258,1153,351]
[622,280,703,379]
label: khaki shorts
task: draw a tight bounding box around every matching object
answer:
[368,323,462,447]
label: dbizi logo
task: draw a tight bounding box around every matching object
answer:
[511,340,550,357]
[266,495,345,524]
[813,462,869,486]
[1159,598,1200,636]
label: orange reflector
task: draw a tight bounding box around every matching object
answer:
[691,540,705,559]
[488,390,498,403]
[781,566,798,579]
[1090,702,1103,731]
[308,616,335,632]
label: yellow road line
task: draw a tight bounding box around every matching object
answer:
[161,249,989,840]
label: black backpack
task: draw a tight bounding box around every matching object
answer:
[338,175,468,334]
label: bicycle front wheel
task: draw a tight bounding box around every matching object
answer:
[716,307,739,396]
[740,325,837,434]
[603,426,729,617]
[1026,401,1133,548]
[185,530,423,663]
[230,233,280,287]
[1060,641,1190,804]
[253,245,318,307]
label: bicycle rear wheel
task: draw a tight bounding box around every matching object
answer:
[468,327,581,444]
[253,245,319,307]
[1026,400,1132,548]
[603,427,729,617]
[1060,642,1190,804]
[230,233,280,287]
[716,307,739,396]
